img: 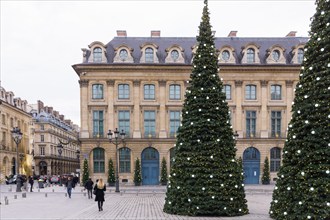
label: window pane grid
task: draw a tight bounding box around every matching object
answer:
[93,111,104,137]
[271,85,282,100]
[271,111,281,137]
[246,111,256,137]
[118,110,130,136]
[93,148,105,173]
[144,84,155,100]
[144,111,156,137]
[245,85,256,100]
[92,84,104,99]
[118,84,129,99]
[169,85,181,100]
[222,85,231,100]
[119,148,131,173]
[170,111,181,137]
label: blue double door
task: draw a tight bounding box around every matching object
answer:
[243,147,260,184]
[141,147,159,185]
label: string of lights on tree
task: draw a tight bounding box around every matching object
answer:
[269,0,329,219]
[163,0,248,216]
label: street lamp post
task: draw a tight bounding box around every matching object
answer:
[107,128,125,193]
[11,127,23,192]
[57,143,63,185]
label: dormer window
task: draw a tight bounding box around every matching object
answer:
[145,47,154,63]
[247,48,255,63]
[222,50,230,61]
[272,50,280,62]
[119,49,128,61]
[171,50,179,61]
[297,48,304,64]
[93,47,102,62]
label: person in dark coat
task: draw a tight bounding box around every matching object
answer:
[94,178,106,211]
[65,177,75,198]
[84,178,94,199]
[28,176,34,192]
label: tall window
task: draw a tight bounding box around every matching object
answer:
[144,110,156,137]
[271,85,281,100]
[145,47,154,63]
[144,84,155,100]
[41,135,44,142]
[118,110,130,137]
[118,84,130,99]
[222,85,231,100]
[40,125,44,131]
[271,111,281,137]
[297,48,304,64]
[270,147,281,172]
[93,111,104,137]
[245,85,256,100]
[40,146,45,156]
[119,147,131,173]
[170,111,181,137]
[169,84,181,100]
[93,47,102,62]
[2,114,5,125]
[93,148,105,173]
[246,111,256,137]
[247,48,255,63]
[92,84,104,99]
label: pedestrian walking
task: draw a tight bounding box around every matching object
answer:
[28,176,34,192]
[94,178,106,211]
[65,177,75,198]
[84,178,94,199]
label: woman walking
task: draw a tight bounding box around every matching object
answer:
[94,178,106,211]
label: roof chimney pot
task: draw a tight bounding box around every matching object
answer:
[151,30,160,37]
[116,30,127,37]
[228,31,238,37]
[286,31,297,37]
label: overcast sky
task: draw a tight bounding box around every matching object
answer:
[1,0,316,126]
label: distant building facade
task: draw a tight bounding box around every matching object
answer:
[72,30,308,185]
[0,87,33,182]
[31,100,80,176]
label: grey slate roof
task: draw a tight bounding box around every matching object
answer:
[86,36,309,65]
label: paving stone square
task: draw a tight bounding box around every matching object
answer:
[0,184,273,220]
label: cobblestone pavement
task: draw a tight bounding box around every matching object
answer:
[0,184,274,220]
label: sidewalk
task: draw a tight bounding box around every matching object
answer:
[0,183,273,220]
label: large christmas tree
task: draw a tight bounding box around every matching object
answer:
[163,0,248,216]
[269,0,330,219]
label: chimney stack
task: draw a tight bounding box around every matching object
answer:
[151,30,160,37]
[286,31,297,37]
[228,31,238,37]
[116,30,127,37]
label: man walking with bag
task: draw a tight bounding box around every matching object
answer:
[84,178,94,199]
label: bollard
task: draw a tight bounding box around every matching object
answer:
[9,187,12,192]
[136,192,139,196]
[38,189,40,192]
[45,193,47,197]
[52,189,54,192]
[5,199,9,205]
[14,195,17,199]
[65,193,67,197]
[22,193,27,198]
[84,193,86,196]
[153,191,156,196]
[120,192,123,196]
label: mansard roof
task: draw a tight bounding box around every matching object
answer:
[81,36,309,65]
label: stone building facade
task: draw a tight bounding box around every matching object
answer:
[72,30,308,185]
[31,100,80,176]
[0,87,33,182]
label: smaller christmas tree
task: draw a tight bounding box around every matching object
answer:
[82,158,89,185]
[108,159,115,186]
[261,157,270,185]
[133,158,142,186]
[160,157,168,185]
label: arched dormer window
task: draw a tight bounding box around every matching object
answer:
[297,48,304,64]
[140,43,159,64]
[88,41,107,63]
[291,44,305,64]
[241,44,260,64]
[113,45,134,63]
[247,48,255,63]
[165,45,185,63]
[266,45,286,64]
[93,47,102,62]
[145,47,154,63]
[218,46,236,64]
